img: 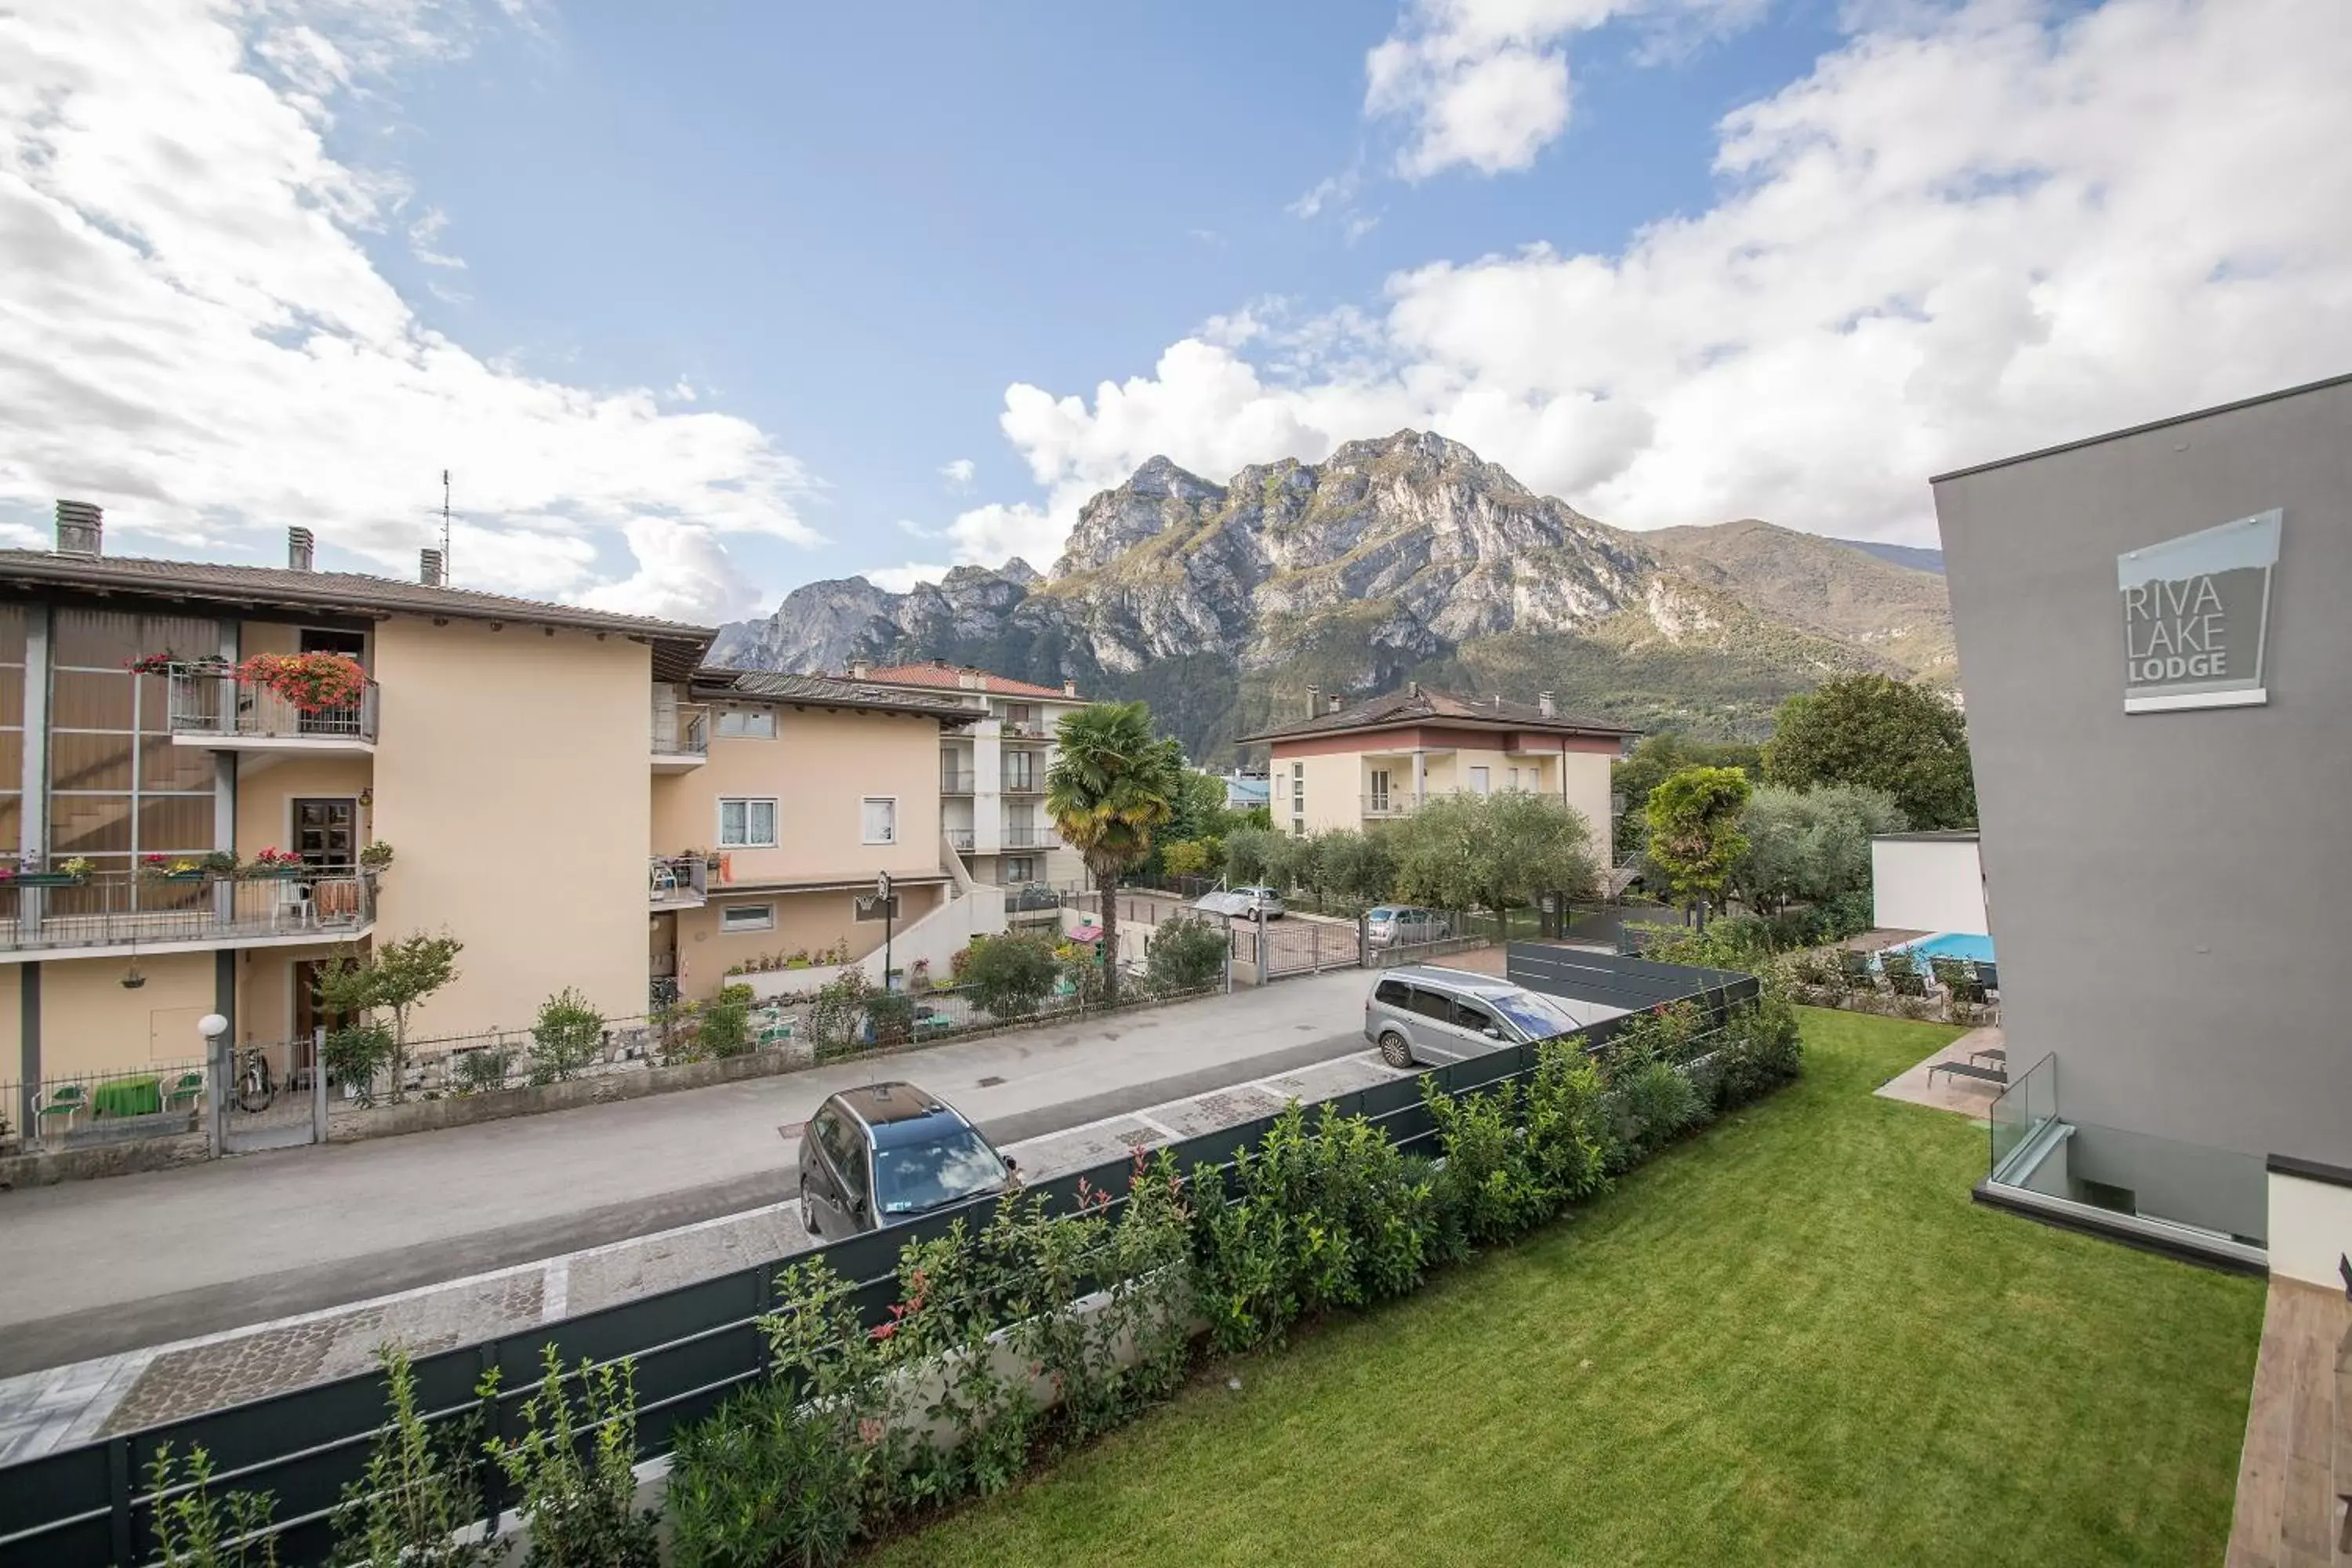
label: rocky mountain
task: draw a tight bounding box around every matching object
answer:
[710,432,1955,764]
[1835,539,1944,574]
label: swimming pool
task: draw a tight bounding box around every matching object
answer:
[1889,931,1995,966]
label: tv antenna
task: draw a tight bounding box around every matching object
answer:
[439,469,452,580]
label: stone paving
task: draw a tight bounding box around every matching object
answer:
[0,1043,1413,1464]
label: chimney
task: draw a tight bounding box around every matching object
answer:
[849,658,870,680]
[1407,680,1421,699]
[54,499,102,556]
[1327,694,1343,713]
[1062,679,1077,698]
[287,526,315,572]
[419,547,445,586]
[1539,691,1555,718]
[1307,684,1322,717]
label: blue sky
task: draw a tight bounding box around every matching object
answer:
[3,0,2346,622]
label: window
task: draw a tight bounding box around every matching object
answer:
[1004,753,1034,790]
[1369,768,1391,808]
[1452,998,1499,1036]
[862,797,897,845]
[1407,987,1452,1022]
[1469,766,1491,796]
[716,708,775,739]
[1003,703,1036,732]
[719,797,778,847]
[1506,767,1521,791]
[720,902,775,933]
[1374,978,1411,1007]
[855,893,902,922]
[1004,855,1036,883]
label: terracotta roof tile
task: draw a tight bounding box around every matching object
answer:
[853,660,1076,700]
[1239,687,1639,744]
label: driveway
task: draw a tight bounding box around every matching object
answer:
[0,972,1376,1370]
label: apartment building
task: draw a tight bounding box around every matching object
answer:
[842,659,1086,890]
[1240,684,1638,865]
[0,506,716,1115]
[648,669,978,1000]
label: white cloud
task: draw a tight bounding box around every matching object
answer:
[0,0,818,622]
[864,561,952,593]
[953,0,2352,562]
[407,205,464,268]
[938,457,975,490]
[1363,0,1766,179]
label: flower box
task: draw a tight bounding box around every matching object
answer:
[5,873,86,887]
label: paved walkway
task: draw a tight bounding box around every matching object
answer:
[0,1039,1410,1463]
[0,972,1375,1375]
[2227,1276,2352,1566]
[1873,1025,2007,1116]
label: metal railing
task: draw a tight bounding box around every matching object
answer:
[946,827,976,851]
[941,771,976,794]
[167,667,378,744]
[1000,773,1042,795]
[1001,825,1060,849]
[1361,791,1426,817]
[648,855,709,907]
[0,868,373,955]
[652,704,710,758]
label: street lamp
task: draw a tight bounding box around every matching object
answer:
[875,871,895,993]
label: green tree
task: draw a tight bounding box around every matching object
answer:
[1046,702,1187,1005]
[964,932,1062,1018]
[1731,784,1906,913]
[1145,914,1229,993]
[527,986,605,1084]
[1317,829,1398,913]
[1264,832,1323,901]
[1161,768,1231,849]
[1643,768,1753,926]
[1222,826,1282,886]
[1390,791,1599,934]
[318,931,463,1102]
[1161,839,1216,878]
[1611,733,1763,851]
[1763,674,1977,829]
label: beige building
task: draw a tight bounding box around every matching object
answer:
[844,659,1087,891]
[1239,684,1637,866]
[649,669,978,1001]
[0,505,985,1122]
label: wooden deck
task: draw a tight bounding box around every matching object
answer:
[2229,1278,2352,1566]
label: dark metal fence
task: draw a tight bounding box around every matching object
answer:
[0,951,1753,1568]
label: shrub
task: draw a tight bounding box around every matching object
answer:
[452,1045,514,1095]
[1145,914,1226,993]
[483,1347,659,1568]
[528,988,605,1084]
[323,1023,394,1105]
[866,990,916,1047]
[667,1379,866,1568]
[699,996,754,1058]
[808,970,875,1051]
[150,1443,279,1568]
[330,1347,488,1568]
[1608,1058,1703,1167]
[964,933,1059,1019]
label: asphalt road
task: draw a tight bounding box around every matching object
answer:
[0,972,1375,1373]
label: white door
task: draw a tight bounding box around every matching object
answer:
[1470,766,1490,796]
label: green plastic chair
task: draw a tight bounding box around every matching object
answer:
[37,1083,87,1134]
[162,1070,206,1113]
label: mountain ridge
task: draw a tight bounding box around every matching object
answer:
[710,433,1955,763]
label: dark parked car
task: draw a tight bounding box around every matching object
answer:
[797,1081,1016,1236]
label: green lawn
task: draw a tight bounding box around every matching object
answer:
[871,1010,2265,1567]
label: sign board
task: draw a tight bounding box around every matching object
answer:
[2118,509,2280,713]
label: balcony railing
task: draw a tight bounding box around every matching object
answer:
[1002,825,1061,849]
[1362,791,1427,817]
[169,667,378,746]
[946,828,976,852]
[0,867,373,955]
[941,771,976,795]
[1000,774,1042,795]
[648,855,710,908]
[652,705,710,759]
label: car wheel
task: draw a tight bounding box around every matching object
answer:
[1377,1030,1414,1069]
[800,1178,818,1235]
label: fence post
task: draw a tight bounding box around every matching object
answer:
[1253,908,1266,986]
[311,1025,329,1143]
[107,1432,133,1566]
[207,1031,228,1160]
[1221,913,1233,994]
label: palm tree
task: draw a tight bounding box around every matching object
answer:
[1045,701,1185,1005]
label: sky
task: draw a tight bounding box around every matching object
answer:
[2,0,2349,624]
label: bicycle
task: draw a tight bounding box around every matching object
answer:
[234,1047,275,1113]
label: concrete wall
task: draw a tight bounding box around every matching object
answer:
[5,953,218,1078]
[372,616,650,1036]
[1870,837,1987,935]
[675,884,946,999]
[1932,375,2350,1163]
[2267,1166,2352,1287]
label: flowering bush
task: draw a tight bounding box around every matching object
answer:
[245,846,304,875]
[236,652,368,713]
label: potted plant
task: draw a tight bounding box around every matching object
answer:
[236,652,368,712]
[140,854,208,884]
[126,652,226,677]
[358,840,394,873]
[241,847,306,879]
[3,856,93,887]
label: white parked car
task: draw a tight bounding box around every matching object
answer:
[1365,905,1452,949]
[1195,885,1285,919]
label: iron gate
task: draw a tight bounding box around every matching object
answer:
[215,1029,327,1153]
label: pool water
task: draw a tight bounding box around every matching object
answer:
[1892,931,1995,966]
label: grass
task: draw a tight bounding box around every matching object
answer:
[869,1009,2265,1567]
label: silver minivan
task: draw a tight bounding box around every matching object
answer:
[1362,965,1598,1068]
[1365,905,1452,949]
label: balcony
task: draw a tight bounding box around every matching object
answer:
[652,705,710,772]
[1362,791,1428,818]
[1000,774,1043,797]
[0,868,373,960]
[168,667,377,753]
[649,854,709,909]
[1000,721,1047,742]
[1001,825,1061,849]
[941,771,976,795]
[946,828,975,852]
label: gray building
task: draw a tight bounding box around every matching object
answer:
[1932,372,2350,1272]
